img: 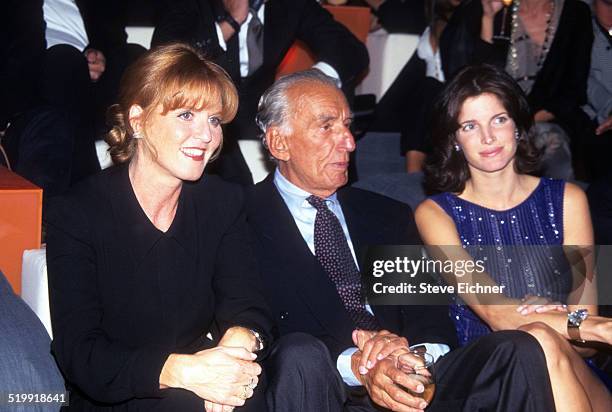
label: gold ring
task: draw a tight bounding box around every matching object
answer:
[241,385,249,400]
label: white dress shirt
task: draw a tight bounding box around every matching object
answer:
[416,26,445,83]
[273,169,449,386]
[214,5,341,84]
[43,0,89,51]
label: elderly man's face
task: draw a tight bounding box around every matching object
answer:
[275,82,355,198]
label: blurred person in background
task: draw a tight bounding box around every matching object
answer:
[440,0,593,180]
[371,0,462,173]
[2,0,145,211]
[581,0,612,180]
[153,0,369,185]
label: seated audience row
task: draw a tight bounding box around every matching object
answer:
[371,0,460,172]
[2,0,367,209]
[45,44,611,411]
[2,0,145,205]
[152,0,369,185]
[369,0,610,182]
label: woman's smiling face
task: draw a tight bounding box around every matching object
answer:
[139,102,223,184]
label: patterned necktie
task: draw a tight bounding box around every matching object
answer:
[307,195,380,330]
[246,8,264,76]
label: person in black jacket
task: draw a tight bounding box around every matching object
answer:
[0,0,45,131]
[370,0,461,172]
[360,0,428,33]
[46,43,331,412]
[3,0,146,207]
[152,0,369,184]
[246,69,557,411]
[42,0,146,134]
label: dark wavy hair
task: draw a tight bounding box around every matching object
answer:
[424,64,541,194]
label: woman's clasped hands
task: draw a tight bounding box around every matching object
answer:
[160,327,261,412]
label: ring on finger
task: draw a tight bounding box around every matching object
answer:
[241,385,249,400]
[248,376,257,389]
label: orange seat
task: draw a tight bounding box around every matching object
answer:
[276,5,370,78]
[0,167,42,294]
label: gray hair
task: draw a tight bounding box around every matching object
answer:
[255,69,339,158]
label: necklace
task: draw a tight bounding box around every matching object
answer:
[507,0,556,80]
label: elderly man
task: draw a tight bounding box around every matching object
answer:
[246,70,557,411]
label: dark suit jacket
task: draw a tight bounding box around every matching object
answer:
[587,171,612,245]
[440,0,593,138]
[152,0,369,140]
[0,0,45,127]
[76,0,128,54]
[245,174,457,361]
[0,0,128,128]
[372,52,444,154]
[375,0,427,34]
[46,164,273,409]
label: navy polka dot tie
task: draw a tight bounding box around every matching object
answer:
[307,195,380,330]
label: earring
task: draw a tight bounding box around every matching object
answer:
[454,143,461,152]
[133,130,143,139]
[514,129,520,140]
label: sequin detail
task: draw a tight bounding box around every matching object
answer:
[430,178,571,346]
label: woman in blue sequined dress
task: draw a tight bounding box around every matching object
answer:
[415,64,611,411]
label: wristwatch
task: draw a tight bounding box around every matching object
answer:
[567,308,589,343]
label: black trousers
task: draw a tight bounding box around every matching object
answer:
[339,330,555,412]
[370,54,444,155]
[41,43,146,138]
[265,332,346,412]
[63,333,343,411]
[4,43,147,212]
[262,330,555,412]
[429,330,555,411]
[63,330,555,411]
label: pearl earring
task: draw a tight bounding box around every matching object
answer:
[514,129,520,140]
[454,144,461,152]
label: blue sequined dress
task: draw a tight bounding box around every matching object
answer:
[430,178,571,345]
[431,177,612,388]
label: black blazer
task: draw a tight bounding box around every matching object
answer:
[152,0,369,139]
[0,0,46,127]
[76,0,128,54]
[245,174,457,361]
[375,0,427,34]
[46,165,273,409]
[0,0,128,127]
[373,52,444,154]
[440,0,593,137]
